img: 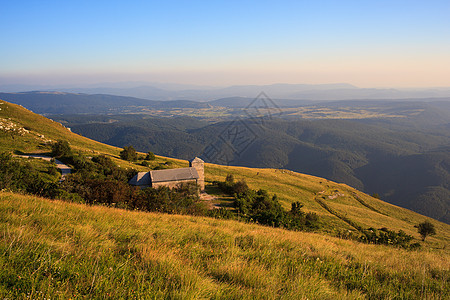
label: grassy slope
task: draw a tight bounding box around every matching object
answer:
[0,99,119,155]
[204,164,450,249]
[1,192,449,299]
[1,99,450,298]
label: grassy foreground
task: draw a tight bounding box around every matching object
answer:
[1,192,448,299]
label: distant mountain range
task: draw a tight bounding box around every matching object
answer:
[2,82,450,101]
[1,91,450,115]
[0,92,210,114]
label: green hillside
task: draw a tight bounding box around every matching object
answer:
[1,99,449,298]
[0,99,120,155]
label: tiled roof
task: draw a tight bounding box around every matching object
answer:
[129,167,199,186]
[129,172,151,186]
[150,167,199,183]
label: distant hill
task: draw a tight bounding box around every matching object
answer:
[4,82,450,100]
[209,97,316,108]
[2,91,450,116]
[0,92,210,114]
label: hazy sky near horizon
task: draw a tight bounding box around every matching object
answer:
[1,0,450,88]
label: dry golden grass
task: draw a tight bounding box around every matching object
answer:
[1,192,448,299]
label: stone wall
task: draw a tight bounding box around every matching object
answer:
[152,179,198,190]
[189,157,205,192]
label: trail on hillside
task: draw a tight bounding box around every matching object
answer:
[15,154,72,179]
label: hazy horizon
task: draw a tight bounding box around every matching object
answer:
[2,1,449,88]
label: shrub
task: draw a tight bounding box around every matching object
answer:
[51,140,71,157]
[217,175,249,195]
[145,151,156,161]
[0,152,60,196]
[120,146,137,161]
[208,208,234,219]
[416,221,436,241]
[225,174,234,184]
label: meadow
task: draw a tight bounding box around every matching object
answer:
[1,192,448,299]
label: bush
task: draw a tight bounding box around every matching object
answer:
[51,140,71,157]
[225,174,234,184]
[216,176,320,231]
[145,152,156,161]
[131,182,202,215]
[208,208,234,219]
[217,175,249,195]
[120,146,137,161]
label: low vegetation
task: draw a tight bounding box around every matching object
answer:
[119,145,138,161]
[0,152,61,198]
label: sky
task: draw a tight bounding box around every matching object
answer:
[1,0,450,88]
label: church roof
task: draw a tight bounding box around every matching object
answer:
[129,167,199,186]
[150,167,199,183]
[128,172,151,186]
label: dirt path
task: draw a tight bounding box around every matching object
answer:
[15,154,72,180]
[200,193,222,209]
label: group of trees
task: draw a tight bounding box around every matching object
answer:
[336,226,431,249]
[216,174,320,230]
[119,145,155,162]
[358,227,416,248]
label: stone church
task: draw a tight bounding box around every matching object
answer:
[129,157,205,192]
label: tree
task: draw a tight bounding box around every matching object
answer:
[371,193,380,199]
[145,151,156,161]
[51,140,72,157]
[416,221,436,241]
[225,174,235,184]
[120,146,137,161]
[290,202,304,216]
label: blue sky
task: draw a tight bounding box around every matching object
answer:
[1,0,449,87]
